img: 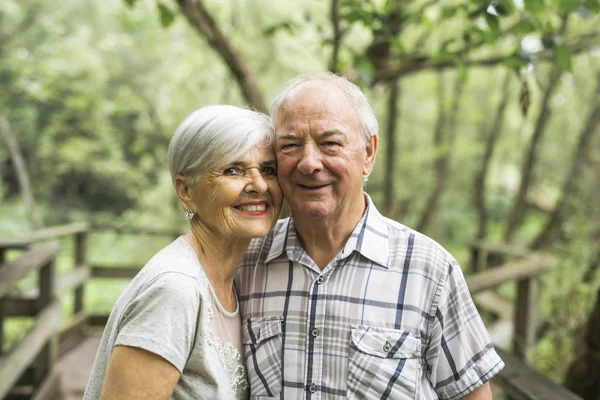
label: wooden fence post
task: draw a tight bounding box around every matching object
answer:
[74,231,87,315]
[0,248,5,356]
[513,277,539,361]
[33,258,57,389]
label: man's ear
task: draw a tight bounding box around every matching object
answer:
[174,175,194,211]
[362,134,378,176]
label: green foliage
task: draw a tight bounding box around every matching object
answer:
[0,0,599,386]
[157,2,176,27]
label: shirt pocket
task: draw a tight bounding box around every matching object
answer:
[242,316,284,397]
[348,325,421,400]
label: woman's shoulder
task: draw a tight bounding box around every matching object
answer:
[142,236,205,281]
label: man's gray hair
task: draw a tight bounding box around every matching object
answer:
[167,105,273,183]
[270,72,379,147]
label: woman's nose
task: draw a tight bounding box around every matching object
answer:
[244,169,269,193]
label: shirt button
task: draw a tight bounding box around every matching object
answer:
[308,383,316,393]
[311,328,319,337]
[383,341,392,353]
[316,276,324,284]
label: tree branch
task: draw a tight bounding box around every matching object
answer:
[383,79,400,216]
[474,71,512,240]
[373,35,600,83]
[503,66,563,243]
[0,116,42,229]
[328,0,343,73]
[530,70,600,249]
[417,73,465,233]
[175,0,267,112]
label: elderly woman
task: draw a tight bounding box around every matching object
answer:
[83,105,283,400]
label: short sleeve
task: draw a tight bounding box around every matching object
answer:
[426,259,505,399]
[115,272,201,373]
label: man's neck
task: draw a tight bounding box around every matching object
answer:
[293,200,367,270]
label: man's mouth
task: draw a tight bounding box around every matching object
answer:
[298,184,329,190]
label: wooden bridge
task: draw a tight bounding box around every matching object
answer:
[0,223,586,399]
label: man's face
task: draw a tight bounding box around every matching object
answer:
[274,83,377,221]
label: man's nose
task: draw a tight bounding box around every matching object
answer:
[244,169,269,193]
[297,144,323,175]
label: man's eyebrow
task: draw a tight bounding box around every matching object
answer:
[277,133,299,140]
[320,129,345,138]
[261,160,276,166]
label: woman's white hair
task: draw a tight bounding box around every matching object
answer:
[270,72,379,147]
[167,105,273,183]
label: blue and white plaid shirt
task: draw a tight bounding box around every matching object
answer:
[236,195,504,399]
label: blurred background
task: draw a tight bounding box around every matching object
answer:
[0,0,599,398]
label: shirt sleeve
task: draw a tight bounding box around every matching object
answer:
[115,272,201,373]
[426,258,505,399]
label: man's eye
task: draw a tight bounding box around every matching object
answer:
[323,141,341,147]
[280,143,299,151]
[261,166,277,175]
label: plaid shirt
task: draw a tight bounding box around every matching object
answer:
[236,195,504,399]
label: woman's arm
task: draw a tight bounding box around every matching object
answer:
[99,345,181,400]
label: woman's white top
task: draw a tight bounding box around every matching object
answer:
[83,236,249,399]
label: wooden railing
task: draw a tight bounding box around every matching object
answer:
[0,224,583,399]
[0,242,62,400]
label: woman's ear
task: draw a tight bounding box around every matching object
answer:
[174,175,193,211]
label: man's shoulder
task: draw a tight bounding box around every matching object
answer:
[379,215,455,278]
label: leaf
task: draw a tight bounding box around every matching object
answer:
[503,54,526,69]
[585,0,600,12]
[513,20,537,34]
[553,44,572,71]
[495,0,516,15]
[541,33,560,49]
[157,3,176,28]
[485,13,500,37]
[525,0,546,14]
[557,0,579,13]
[122,0,139,8]
[262,21,297,37]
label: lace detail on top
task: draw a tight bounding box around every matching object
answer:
[199,270,249,394]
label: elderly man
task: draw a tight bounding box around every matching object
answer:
[236,73,504,399]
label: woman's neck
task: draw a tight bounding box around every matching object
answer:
[183,225,249,311]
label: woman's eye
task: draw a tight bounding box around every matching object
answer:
[223,167,240,175]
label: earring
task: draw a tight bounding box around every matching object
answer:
[185,209,195,220]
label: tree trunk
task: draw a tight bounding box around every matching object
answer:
[383,79,400,217]
[328,0,342,73]
[417,73,464,233]
[0,116,43,230]
[530,70,600,249]
[474,71,512,240]
[564,288,600,400]
[175,0,267,113]
[503,66,562,243]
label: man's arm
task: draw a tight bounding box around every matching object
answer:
[463,382,493,400]
[99,345,181,400]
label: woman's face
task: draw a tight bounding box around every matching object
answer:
[187,145,283,240]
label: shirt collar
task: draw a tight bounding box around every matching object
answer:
[265,194,389,268]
